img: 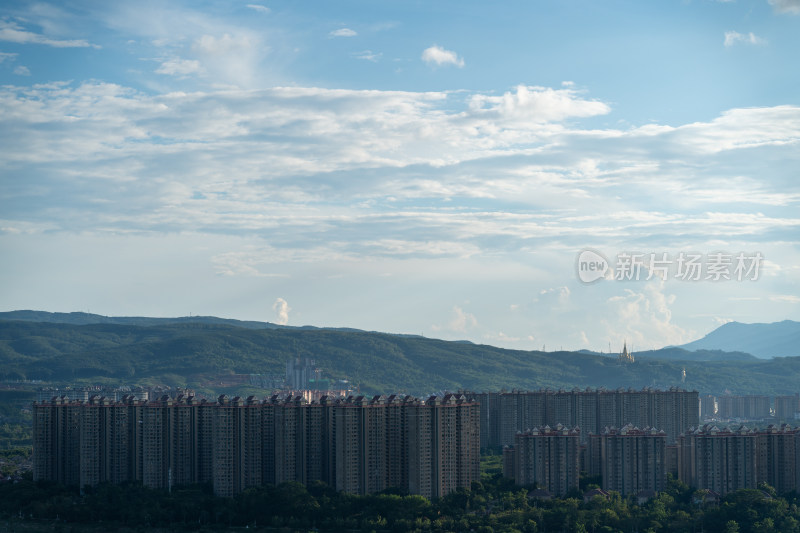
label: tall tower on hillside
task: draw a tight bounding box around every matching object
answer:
[618,341,635,363]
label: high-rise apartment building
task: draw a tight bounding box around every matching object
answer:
[506,420,800,497]
[478,388,698,447]
[505,425,580,496]
[677,423,800,496]
[757,424,798,494]
[716,395,771,420]
[285,357,317,390]
[775,395,800,422]
[33,392,479,499]
[699,394,716,419]
[595,424,667,496]
[679,424,760,496]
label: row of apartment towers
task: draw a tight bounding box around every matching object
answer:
[33,393,480,498]
[504,422,800,498]
[475,387,700,447]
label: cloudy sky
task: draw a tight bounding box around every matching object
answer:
[1,0,799,352]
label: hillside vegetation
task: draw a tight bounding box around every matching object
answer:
[2,319,800,396]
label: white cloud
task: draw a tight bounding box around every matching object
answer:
[468,85,610,124]
[273,297,291,325]
[190,33,265,87]
[0,4,797,350]
[246,4,271,14]
[432,305,477,333]
[13,65,30,76]
[358,239,480,258]
[193,33,257,55]
[535,286,571,307]
[421,45,464,68]
[0,52,17,63]
[330,28,357,37]
[0,81,798,287]
[483,331,535,343]
[579,331,590,346]
[769,295,800,303]
[354,50,382,62]
[447,305,477,332]
[211,249,293,277]
[724,31,767,47]
[0,19,96,48]
[155,58,204,77]
[97,4,268,89]
[604,282,688,350]
[768,0,800,14]
[653,105,800,154]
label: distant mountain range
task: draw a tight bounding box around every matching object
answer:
[0,310,349,332]
[1,311,800,396]
[674,320,800,359]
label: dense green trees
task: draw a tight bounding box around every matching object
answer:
[0,390,33,450]
[3,471,800,532]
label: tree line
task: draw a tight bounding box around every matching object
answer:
[2,469,800,532]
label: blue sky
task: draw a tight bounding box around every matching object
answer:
[1,0,799,352]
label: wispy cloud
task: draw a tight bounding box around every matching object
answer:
[768,0,800,14]
[535,286,571,307]
[155,57,204,77]
[0,19,97,48]
[189,32,265,87]
[330,28,357,37]
[97,4,269,89]
[770,295,800,303]
[353,50,381,62]
[246,4,271,14]
[724,31,767,47]
[1,81,798,249]
[421,45,464,67]
[13,65,29,76]
[432,305,477,333]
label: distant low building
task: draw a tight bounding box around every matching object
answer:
[583,488,610,503]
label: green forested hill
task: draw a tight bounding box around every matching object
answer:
[1,318,799,395]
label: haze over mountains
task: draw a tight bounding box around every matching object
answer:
[674,320,800,359]
[1,311,799,396]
